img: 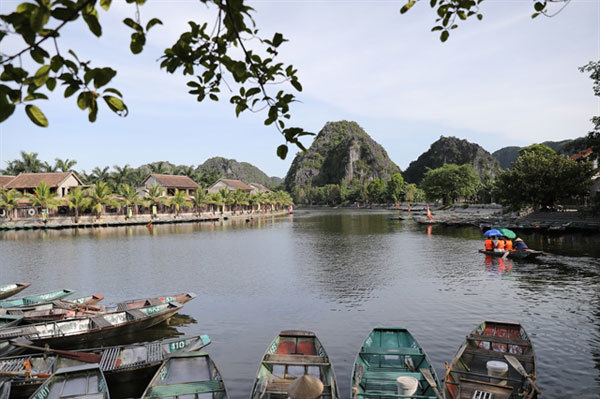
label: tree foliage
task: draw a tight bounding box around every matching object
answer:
[421,163,479,204]
[580,61,600,161]
[0,0,310,158]
[494,145,594,210]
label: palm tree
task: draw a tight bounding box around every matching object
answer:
[206,192,223,214]
[251,192,266,213]
[42,161,56,172]
[144,184,164,218]
[66,187,89,223]
[28,182,59,221]
[55,158,77,172]
[20,151,43,173]
[90,166,110,184]
[112,164,133,188]
[148,161,171,174]
[218,188,230,213]
[190,187,206,216]
[118,183,140,218]
[0,188,21,220]
[86,182,113,219]
[166,189,191,217]
[231,189,249,213]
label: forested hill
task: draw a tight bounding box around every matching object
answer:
[198,157,280,187]
[403,136,500,184]
[284,121,401,190]
[492,137,588,169]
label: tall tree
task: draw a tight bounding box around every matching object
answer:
[86,182,113,219]
[117,183,140,218]
[421,163,479,204]
[581,61,600,161]
[190,187,206,216]
[367,178,386,204]
[66,186,89,223]
[166,189,191,217]
[54,158,77,172]
[90,166,110,184]
[0,188,21,220]
[494,145,594,210]
[386,174,405,203]
[28,182,59,220]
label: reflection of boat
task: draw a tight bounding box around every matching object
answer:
[0,289,74,308]
[0,283,30,300]
[29,364,109,399]
[251,330,340,399]
[387,216,405,221]
[142,351,229,399]
[0,302,186,357]
[444,320,539,399]
[351,327,441,399]
[478,250,542,259]
[0,335,210,399]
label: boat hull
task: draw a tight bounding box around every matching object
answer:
[479,249,542,259]
[0,283,30,300]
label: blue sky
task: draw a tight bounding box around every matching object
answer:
[1,0,599,178]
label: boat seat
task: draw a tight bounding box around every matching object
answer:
[91,316,113,328]
[127,309,147,320]
[361,347,423,356]
[458,378,513,399]
[146,298,163,306]
[363,371,424,382]
[463,346,534,364]
[100,347,121,370]
[264,354,329,366]
[116,303,129,312]
[466,334,531,347]
[266,378,332,396]
[146,380,225,397]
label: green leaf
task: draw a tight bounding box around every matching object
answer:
[245,87,261,97]
[83,13,102,36]
[46,77,56,91]
[32,64,50,86]
[77,92,87,110]
[440,30,449,42]
[531,12,539,19]
[0,103,15,123]
[29,46,49,64]
[400,0,415,14]
[103,95,128,116]
[123,17,143,32]
[64,84,79,98]
[50,55,63,72]
[534,2,545,12]
[272,32,284,47]
[100,0,112,11]
[103,87,122,97]
[290,79,302,92]
[431,26,443,32]
[24,92,48,101]
[477,13,483,20]
[93,67,116,88]
[146,18,162,31]
[130,32,146,54]
[209,93,218,101]
[25,104,48,127]
[277,144,288,160]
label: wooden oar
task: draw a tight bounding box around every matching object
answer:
[11,339,103,364]
[444,342,467,381]
[504,354,542,396]
[420,368,443,399]
[0,370,51,378]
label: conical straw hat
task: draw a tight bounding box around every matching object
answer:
[287,375,324,399]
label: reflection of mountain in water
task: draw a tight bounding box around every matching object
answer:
[292,212,397,307]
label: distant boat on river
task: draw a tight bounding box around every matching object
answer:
[0,283,30,300]
[251,330,340,399]
[444,320,540,399]
[478,249,543,259]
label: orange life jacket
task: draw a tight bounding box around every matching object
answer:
[484,239,493,250]
[497,240,505,250]
[505,240,513,251]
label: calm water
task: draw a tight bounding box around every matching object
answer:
[1,209,599,398]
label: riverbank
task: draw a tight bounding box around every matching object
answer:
[0,209,289,231]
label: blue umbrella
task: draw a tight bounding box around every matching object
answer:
[483,229,502,237]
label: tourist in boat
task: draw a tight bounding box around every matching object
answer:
[493,236,506,253]
[484,237,493,251]
[514,237,529,251]
[505,238,513,252]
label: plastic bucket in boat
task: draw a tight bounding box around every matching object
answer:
[396,376,419,395]
[486,360,509,385]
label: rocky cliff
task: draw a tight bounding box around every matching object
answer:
[403,136,500,184]
[198,157,279,187]
[284,121,401,189]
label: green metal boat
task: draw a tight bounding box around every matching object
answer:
[0,283,30,300]
[251,330,340,399]
[29,363,109,399]
[351,327,441,399]
[141,351,228,399]
[0,289,74,308]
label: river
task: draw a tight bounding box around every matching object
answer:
[1,209,599,398]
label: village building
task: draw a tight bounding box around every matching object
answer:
[207,178,253,194]
[5,172,83,197]
[0,176,15,188]
[249,183,272,194]
[140,174,199,195]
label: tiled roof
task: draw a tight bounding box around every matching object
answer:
[249,183,271,192]
[570,148,593,160]
[216,179,253,191]
[0,175,15,188]
[6,172,82,189]
[145,174,199,189]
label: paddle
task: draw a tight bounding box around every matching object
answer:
[504,354,542,396]
[420,368,443,399]
[0,370,51,378]
[444,342,467,381]
[11,339,103,364]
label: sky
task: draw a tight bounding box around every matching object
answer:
[0,0,599,178]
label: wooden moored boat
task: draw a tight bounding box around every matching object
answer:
[478,249,543,259]
[0,335,211,399]
[29,364,109,399]
[0,314,23,329]
[141,351,228,399]
[251,330,339,399]
[444,320,540,399]
[0,290,74,309]
[0,302,186,357]
[0,293,194,324]
[0,283,30,300]
[351,327,441,399]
